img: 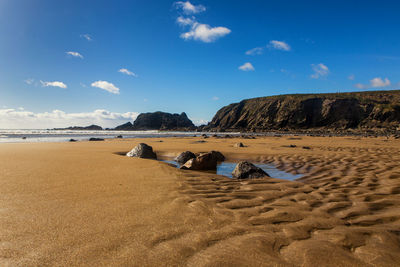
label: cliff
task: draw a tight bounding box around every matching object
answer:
[206,90,400,132]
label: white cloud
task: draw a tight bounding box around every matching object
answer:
[0,108,139,129]
[175,1,206,14]
[177,16,195,26]
[238,62,255,71]
[310,63,329,79]
[181,22,231,43]
[40,81,67,89]
[354,77,391,89]
[190,118,209,126]
[370,77,391,88]
[66,51,83,58]
[174,2,229,43]
[80,34,92,41]
[269,40,291,51]
[245,47,264,55]
[354,83,365,89]
[25,78,34,85]
[212,96,219,101]
[348,74,355,80]
[91,81,120,94]
[118,68,138,77]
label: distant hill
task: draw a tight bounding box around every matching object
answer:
[113,111,195,130]
[53,124,103,130]
[205,90,400,132]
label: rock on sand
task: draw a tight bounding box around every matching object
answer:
[126,143,157,159]
[232,161,269,179]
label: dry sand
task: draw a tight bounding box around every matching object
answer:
[1,136,400,266]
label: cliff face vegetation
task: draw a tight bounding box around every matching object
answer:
[206,90,400,132]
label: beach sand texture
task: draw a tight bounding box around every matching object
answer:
[1,136,400,266]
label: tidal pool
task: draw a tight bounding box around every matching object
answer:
[162,160,302,180]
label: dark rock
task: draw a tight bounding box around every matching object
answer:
[69,139,77,142]
[174,151,196,164]
[116,135,123,138]
[126,143,157,159]
[22,137,27,139]
[302,146,311,150]
[210,151,225,162]
[131,111,195,130]
[89,138,104,141]
[114,122,134,131]
[180,152,217,170]
[232,161,269,179]
[54,124,103,130]
[234,142,245,147]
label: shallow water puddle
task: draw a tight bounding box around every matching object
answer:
[161,160,302,180]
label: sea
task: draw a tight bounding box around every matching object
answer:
[0,129,241,143]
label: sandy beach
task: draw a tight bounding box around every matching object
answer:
[1,135,400,266]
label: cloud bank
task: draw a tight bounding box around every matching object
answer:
[0,108,139,129]
[91,81,120,94]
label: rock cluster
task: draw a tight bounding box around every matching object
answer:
[178,151,225,170]
[174,151,196,164]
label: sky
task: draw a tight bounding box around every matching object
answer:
[0,0,399,129]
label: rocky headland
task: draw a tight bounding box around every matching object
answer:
[114,111,195,131]
[53,124,103,130]
[204,90,400,134]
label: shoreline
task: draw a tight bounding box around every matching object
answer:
[1,127,399,144]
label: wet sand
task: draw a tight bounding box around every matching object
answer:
[1,136,400,266]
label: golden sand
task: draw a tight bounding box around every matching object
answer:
[1,136,400,266]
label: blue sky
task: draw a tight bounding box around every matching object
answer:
[0,0,399,128]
